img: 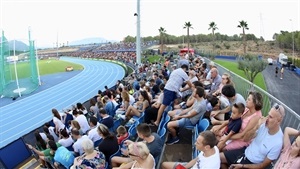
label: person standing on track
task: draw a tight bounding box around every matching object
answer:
[280,66,284,79]
[275,66,279,77]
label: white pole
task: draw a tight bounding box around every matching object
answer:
[136,0,141,65]
[35,40,42,85]
[13,39,21,97]
[56,31,59,58]
[182,28,185,45]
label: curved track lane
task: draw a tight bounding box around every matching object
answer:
[0,57,125,148]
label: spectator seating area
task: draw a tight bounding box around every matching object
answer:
[4,46,299,169]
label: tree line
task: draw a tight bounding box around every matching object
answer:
[123,22,299,53]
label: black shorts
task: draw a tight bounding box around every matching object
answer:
[223,147,253,165]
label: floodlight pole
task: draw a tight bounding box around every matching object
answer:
[136,0,141,65]
[13,39,21,97]
[56,31,59,58]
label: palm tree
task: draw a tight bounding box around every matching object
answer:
[237,20,249,54]
[158,27,166,55]
[183,22,193,54]
[208,22,218,52]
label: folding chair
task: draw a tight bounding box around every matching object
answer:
[128,122,139,141]
[107,146,121,169]
[198,118,209,132]
[158,127,167,141]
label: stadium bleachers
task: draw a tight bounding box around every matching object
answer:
[3,47,299,169]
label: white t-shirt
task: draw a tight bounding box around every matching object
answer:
[157,93,164,104]
[219,96,230,110]
[48,126,59,142]
[53,117,65,131]
[88,125,102,142]
[118,83,124,89]
[73,135,88,155]
[192,146,220,169]
[58,136,74,148]
[129,94,135,105]
[245,123,283,163]
[39,132,47,142]
[232,93,246,106]
[75,115,90,134]
[112,100,118,107]
[189,76,198,83]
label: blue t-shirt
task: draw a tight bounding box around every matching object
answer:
[54,146,75,168]
[105,101,115,116]
[225,117,242,135]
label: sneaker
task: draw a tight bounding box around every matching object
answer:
[119,114,126,120]
[166,137,179,145]
[129,118,135,124]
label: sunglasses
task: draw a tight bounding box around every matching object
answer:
[273,103,283,117]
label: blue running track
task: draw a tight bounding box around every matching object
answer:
[0,57,125,148]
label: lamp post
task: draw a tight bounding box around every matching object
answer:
[135,0,141,65]
[290,19,295,65]
[56,31,59,58]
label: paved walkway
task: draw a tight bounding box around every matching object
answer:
[262,64,300,115]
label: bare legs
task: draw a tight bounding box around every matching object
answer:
[154,104,166,126]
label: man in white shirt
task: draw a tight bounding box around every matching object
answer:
[71,128,88,156]
[205,61,216,80]
[87,116,102,143]
[210,84,246,123]
[162,130,220,169]
[154,64,192,126]
[58,128,73,148]
[221,105,285,169]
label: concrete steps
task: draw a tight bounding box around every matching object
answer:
[17,157,40,169]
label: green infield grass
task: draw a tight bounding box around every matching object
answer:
[9,59,83,79]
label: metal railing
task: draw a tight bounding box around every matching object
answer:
[204,58,300,130]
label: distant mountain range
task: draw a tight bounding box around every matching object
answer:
[69,37,117,46]
[8,40,29,51]
[0,37,117,50]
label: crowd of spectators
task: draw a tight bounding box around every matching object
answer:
[92,41,154,51]
[25,47,300,169]
[61,41,156,64]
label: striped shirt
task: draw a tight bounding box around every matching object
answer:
[165,68,189,92]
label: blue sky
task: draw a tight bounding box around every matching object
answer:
[1,0,299,47]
